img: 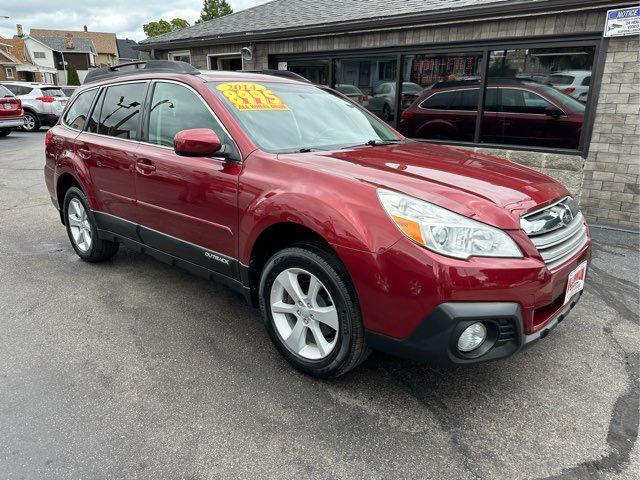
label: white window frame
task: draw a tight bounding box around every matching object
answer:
[5,67,14,79]
[168,50,191,64]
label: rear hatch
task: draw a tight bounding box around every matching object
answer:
[40,86,68,116]
[0,86,22,118]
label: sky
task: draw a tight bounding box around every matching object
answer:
[0,0,270,41]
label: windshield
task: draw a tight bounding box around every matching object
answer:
[536,84,586,112]
[210,81,400,153]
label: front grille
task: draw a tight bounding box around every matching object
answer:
[521,197,588,270]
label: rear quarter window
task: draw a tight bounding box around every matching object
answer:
[420,91,456,110]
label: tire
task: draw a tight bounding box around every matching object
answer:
[259,245,370,378]
[0,128,11,137]
[381,103,392,121]
[63,186,119,262]
[22,111,40,132]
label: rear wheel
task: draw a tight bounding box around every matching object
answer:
[259,246,370,378]
[63,187,119,262]
[22,111,40,132]
[0,128,11,137]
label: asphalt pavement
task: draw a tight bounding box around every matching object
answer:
[0,130,638,480]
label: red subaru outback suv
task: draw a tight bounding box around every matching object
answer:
[44,61,590,378]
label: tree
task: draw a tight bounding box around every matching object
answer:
[66,63,80,86]
[196,0,233,24]
[143,18,190,38]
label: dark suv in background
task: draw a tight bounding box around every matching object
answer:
[400,79,585,149]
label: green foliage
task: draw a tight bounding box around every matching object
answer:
[196,0,233,24]
[143,18,190,38]
[66,63,80,86]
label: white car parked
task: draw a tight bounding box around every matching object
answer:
[0,82,68,132]
[548,70,591,103]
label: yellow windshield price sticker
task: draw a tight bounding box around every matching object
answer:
[216,82,289,111]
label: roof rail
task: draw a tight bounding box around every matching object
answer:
[243,69,310,82]
[83,60,200,85]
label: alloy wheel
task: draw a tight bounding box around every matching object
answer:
[270,268,339,360]
[23,114,36,131]
[67,198,92,252]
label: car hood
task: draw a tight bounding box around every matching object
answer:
[286,141,568,230]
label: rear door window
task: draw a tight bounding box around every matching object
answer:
[4,85,32,96]
[97,82,147,140]
[63,89,98,130]
[452,89,479,111]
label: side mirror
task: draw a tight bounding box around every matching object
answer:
[545,106,563,118]
[174,128,222,157]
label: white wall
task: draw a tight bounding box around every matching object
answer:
[24,38,56,70]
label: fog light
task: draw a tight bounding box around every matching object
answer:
[457,322,487,352]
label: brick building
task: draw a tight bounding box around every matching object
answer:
[138,0,640,229]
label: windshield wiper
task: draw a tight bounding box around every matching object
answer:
[342,139,404,149]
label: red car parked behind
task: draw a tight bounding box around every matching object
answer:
[0,85,25,137]
[400,79,585,149]
[44,62,590,378]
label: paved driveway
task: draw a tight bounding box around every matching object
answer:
[0,131,638,479]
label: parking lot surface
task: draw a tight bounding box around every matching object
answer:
[0,131,638,479]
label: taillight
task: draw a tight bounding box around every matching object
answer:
[563,87,575,94]
[36,96,55,103]
[45,129,53,147]
[401,110,415,122]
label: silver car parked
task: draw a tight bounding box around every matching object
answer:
[0,82,68,132]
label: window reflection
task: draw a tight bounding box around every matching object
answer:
[334,57,397,122]
[482,47,593,149]
[399,53,483,141]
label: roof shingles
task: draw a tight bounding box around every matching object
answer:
[30,29,118,56]
[140,0,526,45]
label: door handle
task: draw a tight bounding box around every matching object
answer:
[77,147,91,160]
[136,159,156,174]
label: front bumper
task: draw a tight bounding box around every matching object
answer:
[366,292,583,364]
[0,117,25,128]
[333,225,591,365]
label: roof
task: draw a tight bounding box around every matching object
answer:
[0,38,28,63]
[117,39,140,60]
[30,29,117,56]
[32,36,96,54]
[139,0,543,46]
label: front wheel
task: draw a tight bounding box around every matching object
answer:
[259,246,370,378]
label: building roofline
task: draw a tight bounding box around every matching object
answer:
[137,0,629,50]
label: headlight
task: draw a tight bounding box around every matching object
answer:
[377,189,522,259]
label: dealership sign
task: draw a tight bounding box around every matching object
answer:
[604,7,640,37]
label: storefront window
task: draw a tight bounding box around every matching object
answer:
[334,57,397,122]
[481,46,594,149]
[398,53,483,141]
[287,60,329,85]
